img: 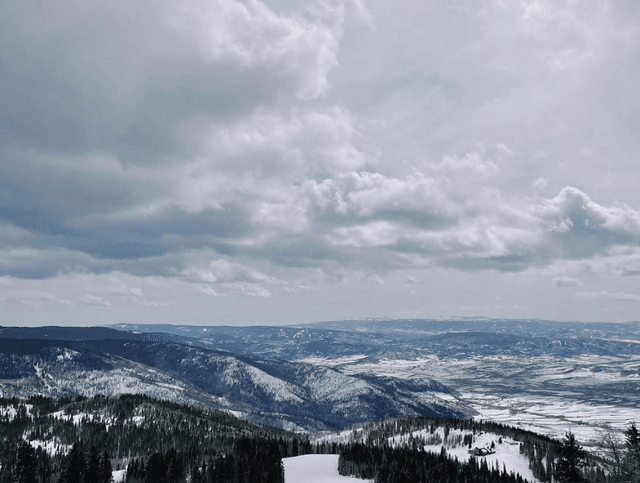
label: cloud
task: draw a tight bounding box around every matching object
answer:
[223,282,272,298]
[80,294,112,308]
[185,259,274,284]
[577,291,640,303]
[14,292,74,308]
[552,276,582,288]
[536,187,640,257]
[0,0,345,164]
[196,285,226,297]
[1,0,640,323]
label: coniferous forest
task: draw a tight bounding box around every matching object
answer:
[2,395,640,483]
[0,395,306,483]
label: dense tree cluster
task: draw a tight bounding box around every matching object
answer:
[0,395,304,483]
[343,415,559,449]
[124,438,284,483]
[57,445,112,483]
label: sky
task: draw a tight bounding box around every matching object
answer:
[1,0,640,326]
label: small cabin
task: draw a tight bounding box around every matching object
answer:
[468,447,495,456]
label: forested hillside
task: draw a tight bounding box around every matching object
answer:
[0,395,308,483]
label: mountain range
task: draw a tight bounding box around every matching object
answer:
[0,326,470,431]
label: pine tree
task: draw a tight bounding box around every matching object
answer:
[60,444,85,483]
[625,422,640,483]
[84,446,100,483]
[99,451,113,483]
[12,441,37,483]
[555,432,586,483]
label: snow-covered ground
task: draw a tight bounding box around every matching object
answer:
[112,469,126,483]
[29,438,71,456]
[283,455,371,483]
[320,353,640,444]
[465,392,639,446]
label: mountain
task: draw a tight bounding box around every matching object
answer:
[0,327,471,431]
[108,319,640,442]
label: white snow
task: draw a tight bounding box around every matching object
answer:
[283,455,371,483]
[298,355,368,367]
[112,469,127,483]
[29,439,71,456]
[57,349,79,361]
[0,406,18,420]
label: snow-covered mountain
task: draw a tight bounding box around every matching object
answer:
[0,328,471,431]
[108,319,640,442]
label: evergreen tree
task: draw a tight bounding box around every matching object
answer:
[625,422,640,483]
[555,432,587,483]
[60,444,85,483]
[143,453,166,483]
[99,451,113,483]
[84,446,101,483]
[12,441,37,483]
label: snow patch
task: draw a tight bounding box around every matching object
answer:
[113,469,126,483]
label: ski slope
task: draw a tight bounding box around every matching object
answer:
[283,455,371,483]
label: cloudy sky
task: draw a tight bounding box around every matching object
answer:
[1,0,640,326]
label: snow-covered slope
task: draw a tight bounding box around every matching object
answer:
[283,455,371,483]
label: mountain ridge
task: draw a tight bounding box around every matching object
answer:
[0,327,471,431]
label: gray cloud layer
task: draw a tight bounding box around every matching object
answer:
[2,0,640,323]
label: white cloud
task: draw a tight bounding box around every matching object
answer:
[223,282,272,298]
[196,285,226,297]
[186,259,274,284]
[80,294,113,308]
[166,0,343,100]
[552,276,582,288]
[577,291,640,302]
[535,186,640,240]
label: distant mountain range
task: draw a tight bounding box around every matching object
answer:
[2,318,639,436]
[0,326,471,431]
[107,318,640,359]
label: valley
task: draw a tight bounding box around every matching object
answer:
[310,351,640,443]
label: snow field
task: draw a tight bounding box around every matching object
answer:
[112,469,126,482]
[283,455,371,483]
[464,392,640,445]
